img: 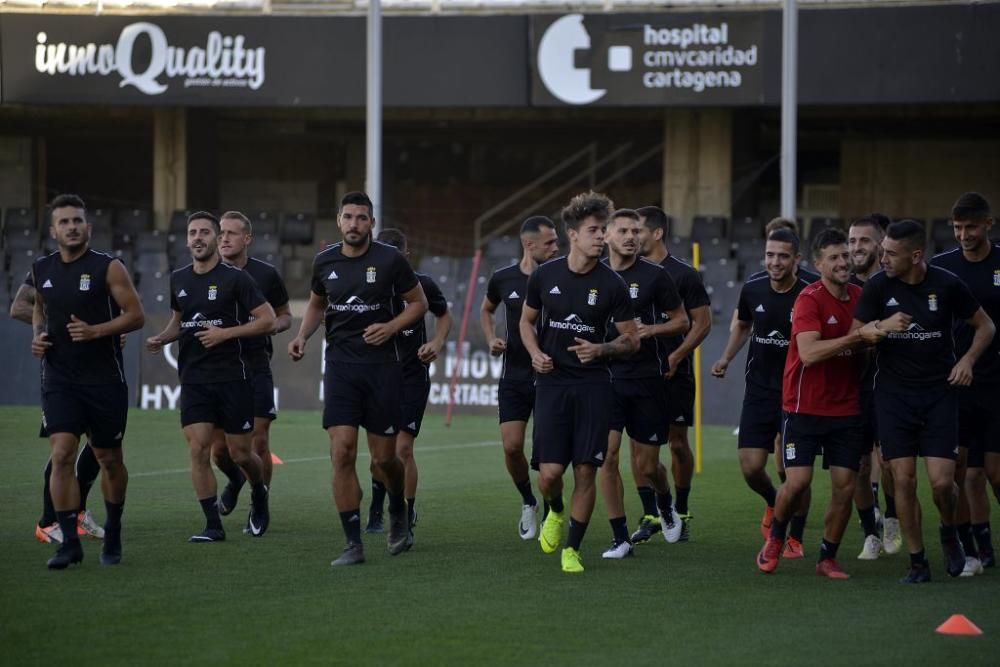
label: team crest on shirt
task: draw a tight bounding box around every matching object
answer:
[785,441,797,461]
[993,270,1000,287]
[587,289,598,306]
[78,273,91,291]
[366,266,377,284]
[629,283,639,299]
[928,293,938,312]
[208,285,218,301]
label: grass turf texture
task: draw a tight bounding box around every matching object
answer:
[0,406,996,665]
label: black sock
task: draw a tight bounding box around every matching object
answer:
[387,492,405,515]
[858,505,878,538]
[57,510,80,545]
[199,496,222,530]
[910,548,927,568]
[370,480,386,515]
[675,486,690,515]
[76,444,100,509]
[637,486,658,516]
[542,499,550,519]
[770,517,789,540]
[819,538,839,562]
[514,479,536,507]
[790,514,807,542]
[884,493,897,519]
[407,497,416,526]
[956,523,976,555]
[655,490,674,518]
[871,482,880,507]
[757,484,777,508]
[548,495,565,514]
[778,470,787,484]
[104,500,124,546]
[339,509,362,544]
[939,523,959,544]
[40,458,56,527]
[224,465,246,489]
[250,480,267,503]
[972,522,994,556]
[567,517,589,550]
[609,516,629,544]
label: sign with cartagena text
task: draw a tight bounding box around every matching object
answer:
[531,12,777,106]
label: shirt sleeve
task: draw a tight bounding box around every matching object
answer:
[653,269,682,315]
[23,270,34,289]
[951,276,981,321]
[421,275,449,317]
[169,273,180,312]
[310,256,328,298]
[791,291,823,335]
[266,267,290,309]
[525,269,543,310]
[392,251,420,295]
[736,283,753,322]
[236,271,267,314]
[485,272,501,306]
[853,279,882,323]
[680,270,711,310]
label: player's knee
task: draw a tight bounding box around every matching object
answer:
[537,471,559,495]
[929,477,957,499]
[502,438,525,457]
[396,442,414,464]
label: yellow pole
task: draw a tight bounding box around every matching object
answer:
[692,241,703,474]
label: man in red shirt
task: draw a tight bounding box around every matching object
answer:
[757,228,906,577]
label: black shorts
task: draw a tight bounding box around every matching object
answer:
[41,382,128,449]
[738,387,782,450]
[610,378,670,446]
[323,361,402,436]
[860,391,877,456]
[664,373,695,428]
[400,380,431,437]
[498,379,535,424]
[876,385,958,461]
[532,382,612,468]
[781,412,863,471]
[252,369,277,421]
[958,385,1000,468]
[181,381,254,435]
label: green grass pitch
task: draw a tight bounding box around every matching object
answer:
[0,406,996,665]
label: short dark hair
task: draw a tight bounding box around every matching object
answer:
[850,214,889,236]
[886,219,925,251]
[48,194,86,222]
[610,208,641,223]
[812,227,848,259]
[767,228,800,254]
[637,206,670,236]
[766,217,798,236]
[188,211,220,232]
[520,216,555,236]
[952,192,991,222]
[220,210,252,235]
[377,227,407,253]
[341,191,374,217]
[561,191,614,233]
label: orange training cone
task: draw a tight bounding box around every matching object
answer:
[270,453,284,465]
[936,615,983,636]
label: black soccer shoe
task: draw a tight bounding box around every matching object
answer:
[247,485,270,537]
[189,528,226,543]
[47,541,84,570]
[980,548,995,569]
[387,508,410,556]
[365,511,385,534]
[942,538,966,578]
[900,563,931,584]
[101,527,122,566]
[218,479,245,516]
[630,515,662,544]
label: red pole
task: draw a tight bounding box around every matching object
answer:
[445,249,483,427]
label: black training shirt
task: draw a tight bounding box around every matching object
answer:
[237,257,289,374]
[604,257,682,379]
[395,272,449,382]
[737,274,812,393]
[658,255,711,379]
[854,266,979,389]
[485,263,534,382]
[312,241,420,365]
[33,249,126,386]
[170,261,267,384]
[525,256,633,385]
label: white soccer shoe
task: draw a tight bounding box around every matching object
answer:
[602,540,634,559]
[883,518,902,555]
[518,504,539,540]
[960,556,984,577]
[857,534,883,560]
[661,507,683,544]
[78,510,105,540]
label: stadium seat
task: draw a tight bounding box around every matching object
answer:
[115,209,153,247]
[253,233,281,258]
[691,215,727,243]
[701,257,740,286]
[281,213,315,245]
[696,237,732,263]
[88,208,114,231]
[4,229,40,252]
[135,230,168,255]
[170,210,193,236]
[731,216,763,243]
[930,218,955,252]
[807,217,844,244]
[135,251,170,278]
[90,230,114,253]
[485,235,519,260]
[3,208,37,236]
[250,211,280,237]
[668,237,693,263]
